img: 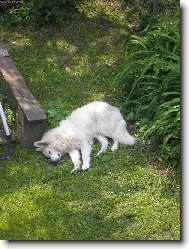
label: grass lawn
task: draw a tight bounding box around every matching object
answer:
[0,0,180,240]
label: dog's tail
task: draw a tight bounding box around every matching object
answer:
[124,132,136,146]
[114,120,136,146]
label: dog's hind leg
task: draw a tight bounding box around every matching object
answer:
[81,143,92,171]
[69,149,81,174]
[96,135,108,156]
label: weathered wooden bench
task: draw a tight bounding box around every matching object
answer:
[0,42,46,147]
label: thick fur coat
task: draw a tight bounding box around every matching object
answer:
[34,101,135,173]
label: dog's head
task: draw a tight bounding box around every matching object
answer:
[34,140,62,164]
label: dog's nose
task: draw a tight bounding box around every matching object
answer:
[52,159,60,165]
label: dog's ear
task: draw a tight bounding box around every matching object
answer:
[34,140,50,148]
[35,147,42,152]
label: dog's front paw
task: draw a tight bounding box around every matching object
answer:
[97,151,103,156]
[82,165,89,171]
[111,145,118,152]
[71,168,80,174]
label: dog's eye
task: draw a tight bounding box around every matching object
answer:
[49,151,51,155]
[58,153,60,157]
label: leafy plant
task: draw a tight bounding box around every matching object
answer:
[46,98,71,128]
[117,11,180,167]
[0,0,80,27]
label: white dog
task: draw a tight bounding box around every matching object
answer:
[34,101,135,173]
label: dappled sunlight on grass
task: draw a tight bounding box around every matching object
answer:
[0,184,52,235]
[11,38,31,47]
[87,92,106,101]
[0,10,129,112]
[103,190,180,240]
[66,200,92,212]
[78,0,127,26]
[56,40,78,53]
[0,30,32,48]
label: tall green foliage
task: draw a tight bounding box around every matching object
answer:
[117,14,180,167]
[0,0,80,27]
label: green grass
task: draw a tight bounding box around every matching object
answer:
[0,0,180,240]
[0,142,180,240]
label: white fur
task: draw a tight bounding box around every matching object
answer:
[34,101,136,173]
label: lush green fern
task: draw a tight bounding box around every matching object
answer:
[117,12,180,167]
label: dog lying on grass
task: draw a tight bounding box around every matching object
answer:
[34,101,136,174]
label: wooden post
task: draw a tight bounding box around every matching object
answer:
[0,42,46,147]
[152,0,158,15]
[16,107,46,147]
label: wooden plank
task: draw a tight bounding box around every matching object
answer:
[0,42,46,122]
[0,42,46,147]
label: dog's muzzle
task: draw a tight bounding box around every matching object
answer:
[52,159,60,165]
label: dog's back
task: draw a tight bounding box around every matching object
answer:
[62,102,122,137]
[63,102,105,136]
